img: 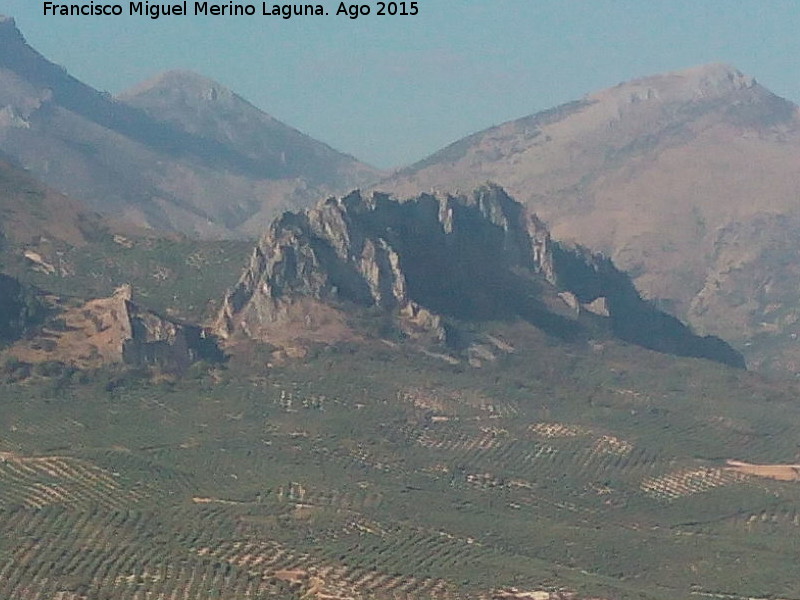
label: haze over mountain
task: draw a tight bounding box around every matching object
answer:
[382,63,800,373]
[1,12,798,374]
[3,24,800,596]
[0,15,379,238]
[0,157,112,250]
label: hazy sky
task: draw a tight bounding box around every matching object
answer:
[7,0,800,168]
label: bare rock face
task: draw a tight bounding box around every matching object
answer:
[216,186,550,342]
[216,185,744,368]
[8,285,221,372]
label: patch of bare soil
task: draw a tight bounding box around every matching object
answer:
[725,459,800,481]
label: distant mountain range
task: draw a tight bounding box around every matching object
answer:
[3,13,800,373]
[0,15,380,238]
[381,63,800,373]
[4,20,800,599]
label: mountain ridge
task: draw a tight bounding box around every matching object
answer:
[380,63,800,373]
[216,184,744,368]
[118,69,378,190]
[0,15,380,238]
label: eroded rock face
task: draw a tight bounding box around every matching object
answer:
[216,185,548,341]
[8,285,221,372]
[217,186,744,368]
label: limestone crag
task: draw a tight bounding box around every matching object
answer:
[216,185,548,341]
[217,185,744,368]
[7,285,221,371]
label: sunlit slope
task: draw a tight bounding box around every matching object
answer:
[382,64,800,374]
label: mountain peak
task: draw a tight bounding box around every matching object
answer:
[117,69,380,205]
[0,14,18,30]
[118,70,236,105]
[636,62,750,86]
[591,62,757,106]
[0,14,27,47]
[675,61,749,81]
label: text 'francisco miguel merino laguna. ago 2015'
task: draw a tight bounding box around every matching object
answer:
[43,1,420,18]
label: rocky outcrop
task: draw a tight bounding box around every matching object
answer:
[121,288,222,371]
[8,285,221,372]
[548,243,744,367]
[215,185,554,342]
[216,185,744,368]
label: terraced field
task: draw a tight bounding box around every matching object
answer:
[0,454,148,509]
[2,327,800,599]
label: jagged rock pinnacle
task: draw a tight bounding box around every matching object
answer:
[215,186,745,368]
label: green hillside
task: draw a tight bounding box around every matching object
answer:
[2,322,799,600]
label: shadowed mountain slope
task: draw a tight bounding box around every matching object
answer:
[0,273,44,344]
[217,185,743,368]
[381,63,800,373]
[0,16,379,238]
[0,158,121,250]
